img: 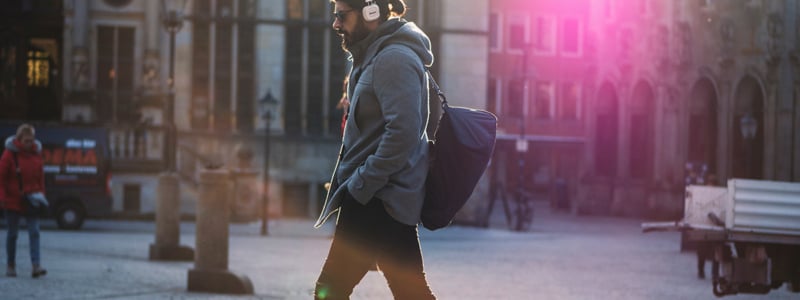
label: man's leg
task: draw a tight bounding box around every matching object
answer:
[697,248,707,279]
[315,194,375,300]
[372,201,435,300]
[5,210,20,277]
[26,215,40,265]
[5,211,20,268]
[26,215,46,278]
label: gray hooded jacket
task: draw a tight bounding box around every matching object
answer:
[315,19,434,227]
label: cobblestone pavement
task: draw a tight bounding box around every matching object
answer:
[0,201,796,299]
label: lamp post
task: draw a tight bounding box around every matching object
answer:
[259,90,279,236]
[161,0,186,172]
[511,43,532,231]
[739,113,758,179]
[149,0,191,263]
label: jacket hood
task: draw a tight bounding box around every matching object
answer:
[350,18,434,68]
[5,136,42,153]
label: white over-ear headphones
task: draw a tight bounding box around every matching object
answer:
[363,0,380,22]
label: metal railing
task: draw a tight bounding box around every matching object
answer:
[109,125,166,173]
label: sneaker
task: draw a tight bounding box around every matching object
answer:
[6,266,16,277]
[32,265,46,278]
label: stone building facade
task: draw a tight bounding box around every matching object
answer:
[488,0,800,219]
[586,0,800,218]
[60,0,491,220]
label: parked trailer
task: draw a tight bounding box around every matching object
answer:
[643,179,800,297]
[0,123,113,230]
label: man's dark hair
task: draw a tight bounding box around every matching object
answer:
[331,0,407,21]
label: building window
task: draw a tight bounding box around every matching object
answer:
[0,45,16,103]
[27,49,49,87]
[506,79,524,118]
[283,0,347,137]
[490,12,502,52]
[533,81,554,119]
[506,15,529,53]
[629,114,652,178]
[533,16,556,55]
[604,0,616,20]
[561,18,582,57]
[214,11,233,132]
[639,0,651,15]
[191,0,257,132]
[307,26,326,135]
[629,82,654,179]
[284,24,303,135]
[104,0,132,7]
[619,27,633,61]
[236,1,256,132]
[487,77,501,114]
[595,84,618,177]
[596,115,617,177]
[560,82,580,120]
[191,0,256,132]
[96,26,135,124]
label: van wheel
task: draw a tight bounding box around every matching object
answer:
[56,202,85,230]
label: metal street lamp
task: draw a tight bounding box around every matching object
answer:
[740,113,757,140]
[511,43,533,231]
[259,89,279,236]
[161,0,187,172]
[739,113,758,179]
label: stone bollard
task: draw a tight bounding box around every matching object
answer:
[187,170,253,295]
[149,173,194,261]
[230,170,260,223]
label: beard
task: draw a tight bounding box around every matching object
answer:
[338,20,371,51]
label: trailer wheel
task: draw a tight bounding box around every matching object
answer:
[791,276,800,293]
[713,278,735,297]
[56,202,86,230]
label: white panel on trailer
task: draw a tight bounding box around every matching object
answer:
[726,179,800,235]
[684,185,728,227]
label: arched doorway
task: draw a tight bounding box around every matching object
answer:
[732,76,764,179]
[629,81,655,179]
[688,78,719,181]
[595,82,619,177]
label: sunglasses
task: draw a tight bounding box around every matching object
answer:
[333,9,355,22]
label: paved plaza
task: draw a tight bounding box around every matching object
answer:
[0,202,796,299]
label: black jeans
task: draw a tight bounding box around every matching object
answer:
[315,192,435,300]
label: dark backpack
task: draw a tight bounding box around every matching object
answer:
[421,70,497,230]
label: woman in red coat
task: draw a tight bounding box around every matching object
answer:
[0,124,47,278]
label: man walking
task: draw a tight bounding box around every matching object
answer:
[314,0,436,299]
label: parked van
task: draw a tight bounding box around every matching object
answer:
[0,122,112,229]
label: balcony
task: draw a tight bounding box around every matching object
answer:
[109,125,166,173]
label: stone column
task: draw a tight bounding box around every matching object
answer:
[188,170,253,295]
[149,173,194,261]
[439,0,491,225]
[142,0,161,96]
[230,144,259,223]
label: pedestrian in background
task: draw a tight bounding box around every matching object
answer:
[314,0,436,298]
[696,171,719,280]
[0,124,48,278]
[337,75,350,136]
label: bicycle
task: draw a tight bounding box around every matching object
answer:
[484,182,534,231]
[510,187,534,231]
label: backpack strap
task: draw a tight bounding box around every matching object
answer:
[425,68,448,108]
[11,152,23,194]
